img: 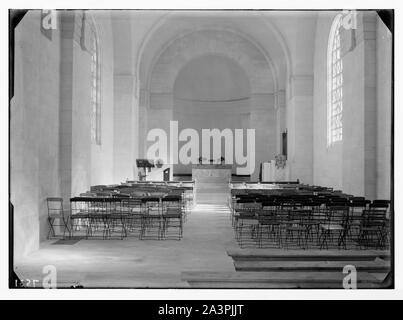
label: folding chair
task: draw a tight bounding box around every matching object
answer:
[103,198,126,240]
[234,210,259,248]
[162,208,183,240]
[319,206,350,250]
[256,210,282,248]
[120,199,143,238]
[162,195,183,218]
[70,197,91,239]
[358,209,388,249]
[46,197,70,239]
[283,209,311,249]
[347,199,370,242]
[140,197,163,240]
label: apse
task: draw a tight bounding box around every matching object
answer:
[173,54,251,175]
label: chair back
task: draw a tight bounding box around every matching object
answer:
[362,209,387,228]
[46,197,64,217]
[121,199,143,214]
[287,209,312,224]
[370,200,389,209]
[164,208,182,218]
[326,206,350,227]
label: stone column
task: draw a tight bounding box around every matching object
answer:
[59,11,76,203]
[362,12,377,200]
[287,75,314,184]
[249,93,277,181]
[113,75,136,182]
[138,88,149,159]
[148,92,173,164]
[274,90,286,155]
[341,11,377,199]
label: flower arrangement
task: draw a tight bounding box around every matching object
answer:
[155,158,164,168]
[274,154,287,169]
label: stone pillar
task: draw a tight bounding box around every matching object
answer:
[362,12,377,200]
[59,11,75,203]
[148,92,173,164]
[250,93,276,181]
[59,10,93,200]
[274,90,286,155]
[287,75,314,184]
[341,11,377,199]
[376,16,392,200]
[113,75,136,182]
[138,88,149,159]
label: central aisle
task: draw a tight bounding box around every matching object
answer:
[15,204,238,288]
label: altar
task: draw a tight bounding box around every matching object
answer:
[192,164,232,183]
[192,164,232,205]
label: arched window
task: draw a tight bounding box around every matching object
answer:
[89,22,101,145]
[327,14,343,147]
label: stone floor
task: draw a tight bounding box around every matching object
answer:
[14,204,239,288]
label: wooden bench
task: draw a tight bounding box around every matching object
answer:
[181,271,385,288]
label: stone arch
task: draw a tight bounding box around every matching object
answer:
[136,13,287,179]
[136,12,292,96]
[149,29,274,98]
[173,52,251,101]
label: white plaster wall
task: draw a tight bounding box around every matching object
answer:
[312,12,389,199]
[143,29,276,179]
[11,11,116,259]
[280,13,316,185]
[171,54,252,175]
[250,95,277,181]
[312,14,344,190]
[376,18,392,200]
[11,10,61,258]
[313,14,343,189]
[91,15,115,186]
[172,101,250,175]
[113,76,136,182]
[313,12,365,194]
[342,40,365,196]
[71,41,92,197]
[149,29,274,95]
[289,96,314,184]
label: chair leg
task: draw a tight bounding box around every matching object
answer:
[62,217,70,240]
[47,217,56,239]
[319,230,329,250]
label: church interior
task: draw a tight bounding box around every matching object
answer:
[10,9,393,288]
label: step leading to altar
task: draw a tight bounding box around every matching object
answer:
[192,164,232,206]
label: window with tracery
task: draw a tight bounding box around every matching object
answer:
[327,14,343,146]
[89,24,101,145]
